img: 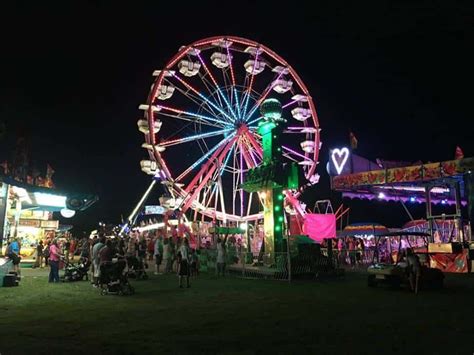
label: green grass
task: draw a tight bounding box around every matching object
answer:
[1,269,474,354]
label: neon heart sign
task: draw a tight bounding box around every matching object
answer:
[331,147,349,175]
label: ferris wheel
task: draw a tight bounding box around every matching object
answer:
[138,36,321,223]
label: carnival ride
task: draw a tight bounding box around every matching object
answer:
[133,36,321,231]
[328,149,474,273]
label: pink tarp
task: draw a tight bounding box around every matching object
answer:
[303,213,336,242]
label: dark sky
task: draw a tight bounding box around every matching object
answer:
[1,1,473,230]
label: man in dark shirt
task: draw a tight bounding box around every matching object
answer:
[36,240,44,268]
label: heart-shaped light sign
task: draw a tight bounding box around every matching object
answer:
[331,148,349,175]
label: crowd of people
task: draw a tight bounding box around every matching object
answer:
[321,235,428,267]
[76,232,204,288]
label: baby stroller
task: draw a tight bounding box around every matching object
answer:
[99,259,134,296]
[62,257,90,282]
[126,256,148,280]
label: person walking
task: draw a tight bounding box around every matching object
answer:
[137,236,148,269]
[36,240,44,268]
[190,248,199,277]
[162,238,172,273]
[91,236,106,287]
[43,241,51,267]
[148,237,155,262]
[80,238,91,263]
[64,237,71,263]
[48,240,62,283]
[216,234,228,277]
[178,238,191,288]
[406,248,422,294]
[154,236,163,275]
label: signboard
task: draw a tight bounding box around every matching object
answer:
[144,205,166,215]
[41,220,59,229]
[19,219,41,228]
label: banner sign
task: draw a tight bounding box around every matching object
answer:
[333,158,474,189]
[144,205,166,215]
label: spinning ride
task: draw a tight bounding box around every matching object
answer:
[138,36,321,223]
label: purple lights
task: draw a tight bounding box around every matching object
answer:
[342,192,467,206]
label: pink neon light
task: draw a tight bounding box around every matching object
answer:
[244,131,263,158]
[247,71,285,116]
[197,52,218,88]
[157,105,185,115]
[172,73,201,97]
[182,137,236,212]
[282,145,311,161]
[226,45,236,86]
[247,142,259,166]
[282,100,298,109]
[240,141,244,216]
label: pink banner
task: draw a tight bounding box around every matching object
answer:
[303,214,336,242]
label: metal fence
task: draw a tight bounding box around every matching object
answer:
[196,245,345,282]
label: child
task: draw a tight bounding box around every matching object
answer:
[190,249,199,277]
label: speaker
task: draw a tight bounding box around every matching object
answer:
[66,197,85,211]
[3,273,19,287]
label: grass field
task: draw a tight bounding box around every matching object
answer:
[1,268,474,354]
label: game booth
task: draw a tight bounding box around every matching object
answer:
[328,146,474,273]
[0,175,97,286]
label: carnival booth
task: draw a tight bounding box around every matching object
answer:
[0,176,97,263]
[328,147,474,273]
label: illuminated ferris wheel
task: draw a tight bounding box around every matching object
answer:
[138,36,321,223]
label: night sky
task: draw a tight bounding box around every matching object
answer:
[1,2,473,231]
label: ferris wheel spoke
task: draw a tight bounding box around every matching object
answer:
[197,72,226,114]
[169,73,223,118]
[282,152,299,162]
[239,142,244,216]
[182,136,237,213]
[282,145,312,161]
[164,78,220,118]
[247,115,264,127]
[244,71,285,122]
[159,128,233,147]
[176,133,235,182]
[196,52,238,122]
[171,73,234,123]
[282,98,299,109]
[220,144,235,176]
[244,131,263,159]
[158,112,223,129]
[241,50,260,120]
[245,139,260,166]
[226,45,236,87]
[225,45,242,121]
[239,139,255,169]
[157,104,230,127]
